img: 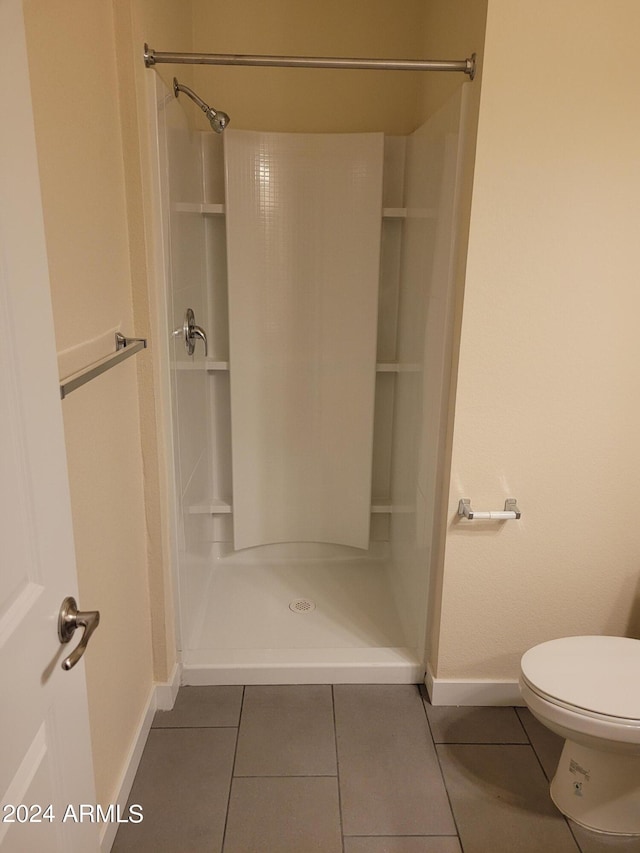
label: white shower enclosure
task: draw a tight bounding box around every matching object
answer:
[150,75,468,684]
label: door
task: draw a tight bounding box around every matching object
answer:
[0,2,99,850]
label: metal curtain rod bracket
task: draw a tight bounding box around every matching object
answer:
[59,333,147,399]
[143,44,476,79]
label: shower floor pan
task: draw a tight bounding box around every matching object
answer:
[181,557,425,685]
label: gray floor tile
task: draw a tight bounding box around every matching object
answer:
[423,698,528,744]
[344,837,462,853]
[334,685,456,837]
[223,776,342,853]
[569,821,640,852]
[437,744,580,853]
[152,685,243,728]
[516,707,564,781]
[112,728,236,853]
[234,685,337,776]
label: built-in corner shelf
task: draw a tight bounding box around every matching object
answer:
[176,361,420,373]
[175,203,435,221]
[382,207,436,220]
[188,500,232,515]
[372,502,415,514]
[174,361,204,371]
[376,363,422,373]
[187,500,410,516]
[174,202,225,215]
[174,360,229,371]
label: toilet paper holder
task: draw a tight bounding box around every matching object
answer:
[458,498,521,520]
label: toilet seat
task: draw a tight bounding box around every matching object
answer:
[521,676,640,728]
[520,635,640,724]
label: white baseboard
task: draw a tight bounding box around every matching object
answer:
[425,663,525,706]
[100,663,183,852]
[154,661,182,710]
[100,686,156,852]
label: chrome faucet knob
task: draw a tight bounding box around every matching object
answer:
[182,308,208,357]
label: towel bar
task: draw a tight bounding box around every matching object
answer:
[59,333,147,399]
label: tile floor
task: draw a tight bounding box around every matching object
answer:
[112,685,640,853]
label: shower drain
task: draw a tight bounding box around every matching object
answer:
[289,598,316,613]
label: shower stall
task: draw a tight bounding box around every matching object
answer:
[148,65,470,685]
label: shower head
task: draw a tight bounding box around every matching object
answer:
[173,77,230,133]
[207,108,230,134]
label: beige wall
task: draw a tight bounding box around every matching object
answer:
[111,0,196,685]
[419,0,487,121]
[432,0,640,681]
[191,0,426,134]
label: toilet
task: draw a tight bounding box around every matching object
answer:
[519,635,640,835]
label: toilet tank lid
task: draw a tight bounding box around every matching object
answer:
[520,635,640,720]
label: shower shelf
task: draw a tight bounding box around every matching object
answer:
[371,502,392,513]
[376,362,422,372]
[176,361,422,373]
[173,360,229,370]
[187,500,400,515]
[383,207,407,218]
[188,500,232,514]
[384,207,436,219]
[174,203,433,220]
[175,202,225,215]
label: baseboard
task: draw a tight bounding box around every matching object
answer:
[425,663,525,706]
[100,663,182,852]
[154,661,182,710]
[100,686,156,852]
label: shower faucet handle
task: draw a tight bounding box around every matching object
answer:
[189,324,208,357]
[183,308,208,357]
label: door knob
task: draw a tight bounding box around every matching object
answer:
[58,596,100,671]
[183,308,208,357]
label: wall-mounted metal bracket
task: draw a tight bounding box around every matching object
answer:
[115,332,146,351]
[458,498,521,520]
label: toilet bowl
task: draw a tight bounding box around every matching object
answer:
[519,635,640,835]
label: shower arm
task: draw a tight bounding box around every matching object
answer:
[173,79,211,116]
[146,45,476,80]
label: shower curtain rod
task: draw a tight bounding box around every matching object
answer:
[143,44,476,79]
